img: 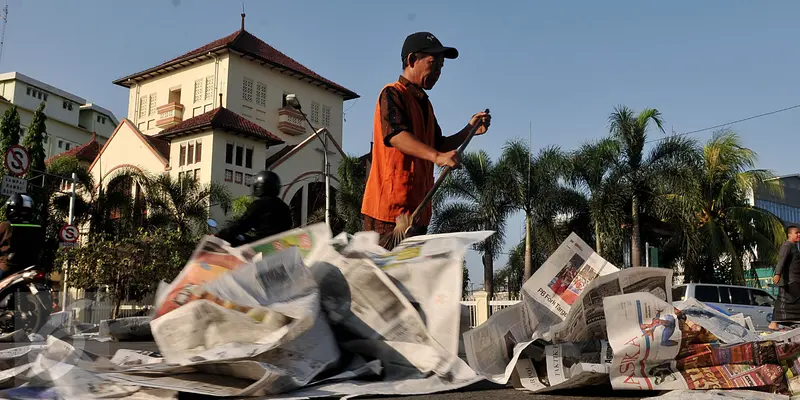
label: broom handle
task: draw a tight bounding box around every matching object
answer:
[408,109,490,224]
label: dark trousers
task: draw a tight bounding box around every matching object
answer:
[363,214,428,250]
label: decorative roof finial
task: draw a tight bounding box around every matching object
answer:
[241,3,245,30]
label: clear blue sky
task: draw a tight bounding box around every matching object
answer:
[5,1,800,289]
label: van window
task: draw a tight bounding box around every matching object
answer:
[728,287,752,306]
[718,286,731,304]
[694,285,720,303]
[672,286,686,301]
[751,289,774,307]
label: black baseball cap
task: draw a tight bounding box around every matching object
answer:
[401,32,459,62]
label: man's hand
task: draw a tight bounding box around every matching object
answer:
[434,150,461,168]
[774,275,781,285]
[469,111,491,135]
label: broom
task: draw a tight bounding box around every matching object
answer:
[380,109,490,250]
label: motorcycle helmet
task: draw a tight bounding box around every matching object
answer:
[6,193,34,223]
[252,170,281,198]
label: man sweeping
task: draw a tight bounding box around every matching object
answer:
[361,31,491,249]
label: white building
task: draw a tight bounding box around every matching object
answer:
[0,72,118,159]
[88,17,359,227]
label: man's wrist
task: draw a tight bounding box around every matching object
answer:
[429,150,440,164]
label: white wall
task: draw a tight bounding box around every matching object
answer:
[125,55,230,135]
[208,130,268,225]
[225,56,346,147]
[270,144,342,202]
[79,110,115,138]
[168,131,213,185]
[89,122,167,188]
[0,101,98,160]
[8,80,82,128]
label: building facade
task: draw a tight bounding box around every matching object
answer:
[0,72,117,159]
[88,19,359,227]
[749,174,800,227]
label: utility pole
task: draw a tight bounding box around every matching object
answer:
[0,2,9,67]
[0,0,8,67]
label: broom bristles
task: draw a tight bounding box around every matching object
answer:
[379,213,413,250]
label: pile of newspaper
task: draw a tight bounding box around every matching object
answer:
[2,225,800,399]
[0,225,494,399]
[463,232,800,399]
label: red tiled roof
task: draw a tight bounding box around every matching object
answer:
[112,29,359,101]
[155,107,284,145]
[141,135,171,162]
[46,139,100,165]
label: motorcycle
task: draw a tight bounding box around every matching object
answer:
[0,265,53,333]
[207,218,258,246]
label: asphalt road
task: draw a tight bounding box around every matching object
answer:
[0,340,662,399]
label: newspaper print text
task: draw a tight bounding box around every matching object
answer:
[537,287,568,319]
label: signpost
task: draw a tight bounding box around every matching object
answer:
[0,175,26,197]
[59,224,79,247]
[61,172,78,309]
[4,145,30,177]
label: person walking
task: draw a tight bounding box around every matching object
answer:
[770,225,800,330]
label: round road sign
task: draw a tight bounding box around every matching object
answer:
[4,145,30,177]
[59,225,79,243]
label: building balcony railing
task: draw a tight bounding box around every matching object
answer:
[277,107,306,136]
[156,102,185,129]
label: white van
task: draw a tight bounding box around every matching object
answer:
[672,283,775,331]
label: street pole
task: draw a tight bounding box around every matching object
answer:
[645,241,650,267]
[285,94,333,228]
[323,132,330,227]
[62,172,77,309]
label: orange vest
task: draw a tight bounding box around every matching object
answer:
[361,81,436,226]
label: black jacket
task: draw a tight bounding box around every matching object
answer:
[0,221,44,274]
[775,240,800,303]
[216,196,294,247]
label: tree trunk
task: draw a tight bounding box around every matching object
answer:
[594,221,602,256]
[523,214,533,281]
[631,194,642,267]
[483,252,494,300]
[112,297,122,320]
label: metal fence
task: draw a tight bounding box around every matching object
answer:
[57,290,153,325]
[68,299,152,325]
[460,293,521,328]
[59,291,512,328]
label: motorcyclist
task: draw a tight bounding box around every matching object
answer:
[0,194,45,280]
[216,170,293,246]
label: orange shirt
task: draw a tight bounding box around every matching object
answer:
[361,78,438,226]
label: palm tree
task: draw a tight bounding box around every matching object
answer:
[430,150,515,298]
[46,155,96,224]
[566,137,624,256]
[500,139,571,281]
[608,105,699,267]
[666,129,785,284]
[332,155,368,234]
[494,240,526,296]
[307,154,368,234]
[143,172,232,237]
[494,189,592,296]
